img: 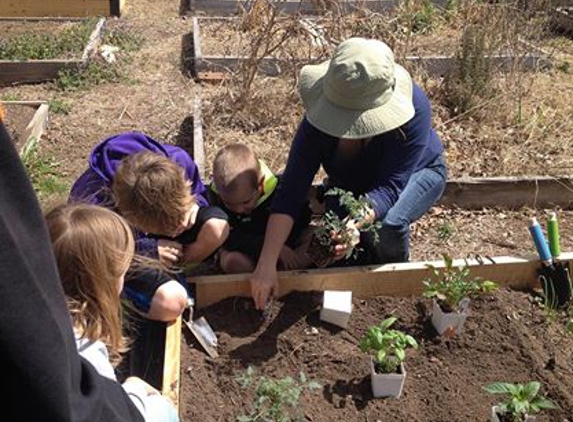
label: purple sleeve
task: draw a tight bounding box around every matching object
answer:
[271,118,323,220]
[365,88,433,219]
[69,169,111,206]
[164,145,208,207]
[135,236,159,258]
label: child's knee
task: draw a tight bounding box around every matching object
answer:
[219,250,254,274]
[147,280,188,321]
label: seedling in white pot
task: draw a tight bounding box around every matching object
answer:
[359,316,418,398]
[423,254,498,336]
[483,381,556,422]
[320,290,352,328]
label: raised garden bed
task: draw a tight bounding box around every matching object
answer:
[191,90,573,211]
[192,16,550,79]
[165,252,573,421]
[0,17,105,85]
[2,100,49,154]
[159,253,573,421]
[0,0,125,17]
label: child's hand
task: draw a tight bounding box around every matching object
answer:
[123,376,160,396]
[157,239,183,265]
[331,219,360,261]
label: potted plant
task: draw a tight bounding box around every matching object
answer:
[423,254,498,336]
[307,187,381,267]
[483,381,557,422]
[359,316,418,398]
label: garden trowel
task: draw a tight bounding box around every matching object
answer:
[183,298,219,358]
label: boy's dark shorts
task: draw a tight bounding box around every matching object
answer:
[122,267,188,315]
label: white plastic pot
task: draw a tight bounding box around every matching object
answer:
[320,290,352,328]
[491,406,536,422]
[431,298,470,336]
[370,359,406,398]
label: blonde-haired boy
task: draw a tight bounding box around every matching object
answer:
[210,143,311,273]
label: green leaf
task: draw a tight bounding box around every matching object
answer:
[380,317,397,331]
[483,382,514,395]
[522,381,540,400]
[532,397,557,410]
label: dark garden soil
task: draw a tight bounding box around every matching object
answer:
[180,289,573,422]
[3,103,37,151]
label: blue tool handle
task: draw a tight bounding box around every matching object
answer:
[529,217,552,264]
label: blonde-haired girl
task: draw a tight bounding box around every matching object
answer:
[46,203,179,422]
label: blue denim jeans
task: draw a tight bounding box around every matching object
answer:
[361,153,447,265]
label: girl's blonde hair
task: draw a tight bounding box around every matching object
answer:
[46,203,134,366]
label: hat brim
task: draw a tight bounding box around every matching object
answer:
[299,60,415,139]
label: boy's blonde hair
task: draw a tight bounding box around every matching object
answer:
[112,151,195,235]
[213,144,261,194]
[46,204,134,366]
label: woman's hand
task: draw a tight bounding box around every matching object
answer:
[250,262,278,310]
[331,218,361,261]
[157,239,183,265]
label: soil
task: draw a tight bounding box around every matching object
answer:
[180,289,573,422]
[3,103,37,152]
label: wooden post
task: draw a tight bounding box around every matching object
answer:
[162,317,181,411]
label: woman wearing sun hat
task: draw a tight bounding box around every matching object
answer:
[250,37,447,310]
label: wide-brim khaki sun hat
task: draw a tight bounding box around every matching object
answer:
[299,37,415,139]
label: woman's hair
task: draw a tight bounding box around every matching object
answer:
[112,151,196,235]
[45,203,134,366]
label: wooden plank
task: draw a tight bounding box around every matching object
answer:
[0,60,82,86]
[0,0,122,17]
[20,103,49,154]
[81,17,106,61]
[192,97,205,177]
[162,317,181,412]
[440,176,573,210]
[192,252,573,308]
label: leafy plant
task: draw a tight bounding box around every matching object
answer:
[437,221,455,242]
[359,316,418,374]
[237,367,321,422]
[312,187,382,261]
[483,381,557,421]
[423,254,498,312]
[48,99,71,115]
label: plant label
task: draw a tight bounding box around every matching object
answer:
[320,290,352,328]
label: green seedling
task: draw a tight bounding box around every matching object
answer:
[310,188,381,264]
[237,367,321,422]
[423,254,498,312]
[359,316,418,374]
[483,381,557,422]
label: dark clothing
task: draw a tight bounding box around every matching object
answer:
[209,166,311,260]
[159,206,229,246]
[0,120,143,421]
[272,84,444,222]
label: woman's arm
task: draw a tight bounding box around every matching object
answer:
[251,118,324,309]
[250,213,295,309]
